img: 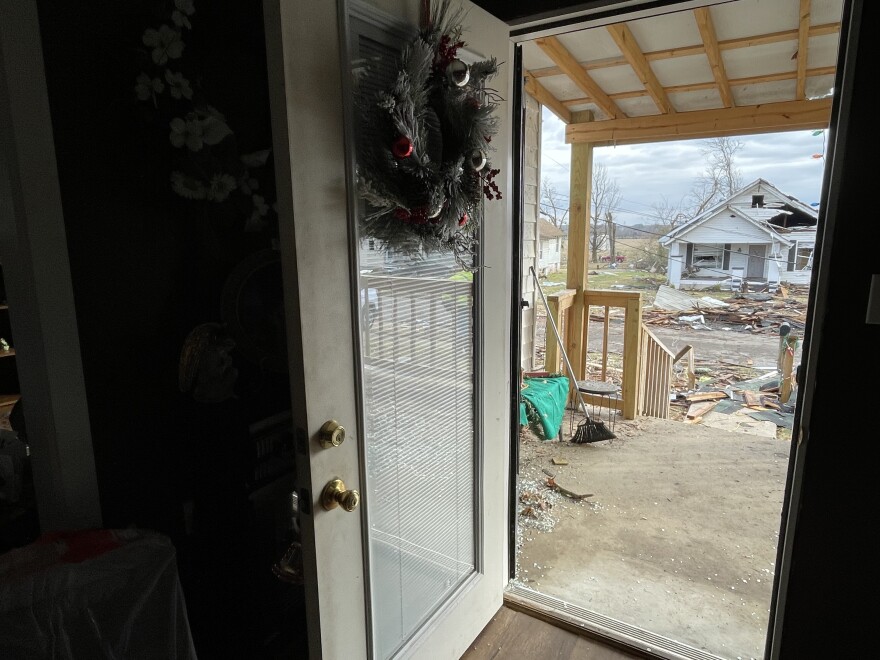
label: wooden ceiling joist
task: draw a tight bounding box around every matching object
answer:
[527,22,841,80]
[524,72,572,123]
[606,23,675,114]
[565,98,832,146]
[796,0,812,100]
[534,36,623,119]
[559,65,837,108]
[694,7,735,108]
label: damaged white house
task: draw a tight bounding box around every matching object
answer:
[660,179,817,290]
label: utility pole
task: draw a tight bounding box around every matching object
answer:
[606,211,616,263]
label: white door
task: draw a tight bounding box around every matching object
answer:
[264,1,513,658]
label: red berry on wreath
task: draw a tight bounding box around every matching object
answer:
[391,136,413,158]
[459,213,468,227]
[393,207,411,220]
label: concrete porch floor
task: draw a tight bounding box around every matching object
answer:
[514,413,791,660]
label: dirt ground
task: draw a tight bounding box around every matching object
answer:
[517,317,799,660]
[517,277,808,658]
[514,414,791,660]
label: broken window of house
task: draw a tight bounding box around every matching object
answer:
[692,245,724,269]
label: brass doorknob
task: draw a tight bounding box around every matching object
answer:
[318,420,346,448]
[321,479,360,512]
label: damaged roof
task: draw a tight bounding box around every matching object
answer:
[659,178,817,246]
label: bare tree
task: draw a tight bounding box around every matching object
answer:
[704,136,744,199]
[685,137,744,218]
[651,137,744,230]
[590,163,621,263]
[651,195,689,230]
[540,176,568,228]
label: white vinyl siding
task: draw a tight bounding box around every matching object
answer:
[538,237,561,274]
[685,211,774,245]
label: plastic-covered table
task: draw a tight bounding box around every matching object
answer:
[0,528,196,659]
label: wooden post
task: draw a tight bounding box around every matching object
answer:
[601,304,610,380]
[545,296,560,373]
[622,296,643,419]
[780,334,797,403]
[566,110,594,383]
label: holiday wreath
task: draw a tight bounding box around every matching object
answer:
[355,0,502,270]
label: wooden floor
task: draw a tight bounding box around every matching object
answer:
[460,606,647,659]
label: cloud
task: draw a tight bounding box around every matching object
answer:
[539,107,827,223]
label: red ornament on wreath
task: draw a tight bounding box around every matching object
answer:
[391,135,413,158]
[459,213,469,227]
[393,207,411,221]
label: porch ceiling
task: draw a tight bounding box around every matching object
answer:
[521,0,843,146]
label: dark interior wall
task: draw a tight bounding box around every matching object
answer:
[35,1,302,656]
[36,0,280,530]
[777,1,873,657]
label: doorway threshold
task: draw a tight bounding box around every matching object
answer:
[505,585,727,660]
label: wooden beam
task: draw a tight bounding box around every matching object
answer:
[528,22,841,79]
[565,98,832,145]
[535,36,623,119]
[530,55,629,78]
[584,290,640,308]
[560,65,838,107]
[796,0,812,100]
[565,110,594,381]
[606,23,675,114]
[622,297,642,420]
[719,21,837,51]
[694,7,735,108]
[524,72,571,123]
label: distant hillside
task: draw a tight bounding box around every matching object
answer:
[615,223,671,240]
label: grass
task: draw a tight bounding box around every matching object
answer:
[537,267,667,304]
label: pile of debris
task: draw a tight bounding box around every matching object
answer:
[671,371,796,433]
[645,285,808,333]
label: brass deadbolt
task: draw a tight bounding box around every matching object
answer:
[321,479,360,512]
[318,420,346,448]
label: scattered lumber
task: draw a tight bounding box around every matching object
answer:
[687,401,717,419]
[546,477,593,500]
[685,391,728,402]
[742,390,764,407]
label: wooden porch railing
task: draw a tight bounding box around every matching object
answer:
[544,289,641,419]
[637,325,696,419]
[543,289,699,421]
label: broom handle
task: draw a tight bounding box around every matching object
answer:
[529,266,592,420]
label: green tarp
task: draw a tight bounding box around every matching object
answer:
[519,375,569,441]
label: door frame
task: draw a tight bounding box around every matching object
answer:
[502,2,860,660]
[0,0,101,533]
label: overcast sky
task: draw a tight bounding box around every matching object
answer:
[539,106,828,227]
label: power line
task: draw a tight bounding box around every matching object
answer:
[550,214,802,270]
[539,199,811,247]
[591,231,783,281]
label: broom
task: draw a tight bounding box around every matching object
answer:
[529,266,616,443]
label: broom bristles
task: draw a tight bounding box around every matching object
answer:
[571,417,616,443]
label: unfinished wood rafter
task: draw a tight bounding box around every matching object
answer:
[606,22,675,114]
[565,98,832,146]
[694,7,735,108]
[535,36,622,119]
[524,72,571,123]
[527,22,841,79]
[558,66,837,108]
[796,0,812,100]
